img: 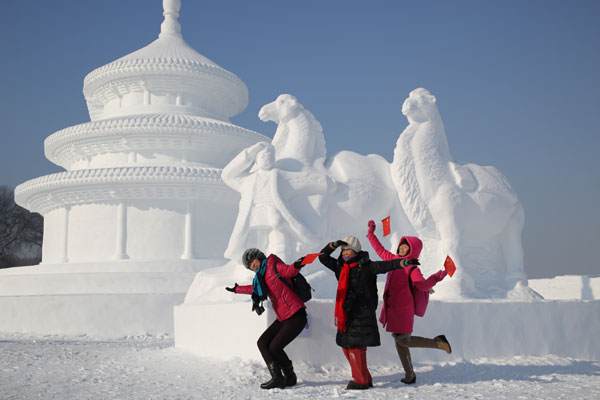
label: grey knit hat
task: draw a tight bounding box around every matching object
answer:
[341,236,361,253]
[242,248,266,269]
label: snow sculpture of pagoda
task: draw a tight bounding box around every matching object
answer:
[2,0,267,336]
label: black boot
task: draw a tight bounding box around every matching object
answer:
[280,360,297,387]
[260,361,286,390]
[346,380,370,390]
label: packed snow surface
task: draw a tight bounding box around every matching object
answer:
[528,275,600,300]
[1,334,599,400]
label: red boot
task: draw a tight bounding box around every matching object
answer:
[345,347,371,389]
[353,347,373,386]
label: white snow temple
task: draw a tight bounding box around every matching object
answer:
[1,0,267,336]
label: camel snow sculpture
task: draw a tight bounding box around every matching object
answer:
[258,94,413,243]
[391,88,530,298]
[217,90,532,300]
[259,94,327,172]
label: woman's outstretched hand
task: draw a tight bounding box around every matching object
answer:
[367,220,376,234]
[225,283,239,292]
[432,270,448,282]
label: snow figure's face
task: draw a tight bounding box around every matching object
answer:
[256,147,275,170]
[341,248,357,258]
[248,259,261,271]
[402,88,436,124]
[397,243,410,257]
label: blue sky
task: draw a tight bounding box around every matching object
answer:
[1,0,599,278]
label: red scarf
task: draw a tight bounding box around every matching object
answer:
[334,262,359,333]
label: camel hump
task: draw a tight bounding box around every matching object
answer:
[327,151,391,185]
[451,162,517,198]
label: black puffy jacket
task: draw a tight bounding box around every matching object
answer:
[319,243,403,348]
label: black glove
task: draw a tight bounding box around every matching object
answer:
[332,240,348,249]
[403,259,420,266]
[293,257,305,269]
[225,283,239,293]
[252,303,265,316]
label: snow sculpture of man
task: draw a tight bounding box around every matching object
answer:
[222,142,328,263]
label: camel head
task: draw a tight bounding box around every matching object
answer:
[402,88,439,124]
[258,94,302,124]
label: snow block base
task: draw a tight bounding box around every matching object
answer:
[0,293,184,337]
[0,260,223,337]
[174,299,600,363]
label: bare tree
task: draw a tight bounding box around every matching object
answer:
[0,185,43,268]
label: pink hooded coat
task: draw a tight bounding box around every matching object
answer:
[366,232,446,333]
[235,254,306,321]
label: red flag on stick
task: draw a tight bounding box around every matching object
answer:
[444,255,456,277]
[301,253,322,265]
[382,216,391,237]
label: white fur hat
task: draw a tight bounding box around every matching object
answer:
[341,236,361,253]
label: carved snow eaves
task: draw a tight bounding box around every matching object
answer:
[83,57,248,121]
[15,165,236,215]
[44,113,268,169]
[80,1,249,119]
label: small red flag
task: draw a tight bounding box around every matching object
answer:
[444,255,456,277]
[301,253,322,265]
[382,216,391,237]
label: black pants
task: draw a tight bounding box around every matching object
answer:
[257,308,307,365]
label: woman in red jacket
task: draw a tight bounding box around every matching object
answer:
[366,220,451,384]
[226,248,306,390]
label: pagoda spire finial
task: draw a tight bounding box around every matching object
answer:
[159,0,182,38]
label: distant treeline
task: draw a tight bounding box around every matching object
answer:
[0,185,43,268]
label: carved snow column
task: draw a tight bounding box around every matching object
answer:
[181,200,196,259]
[110,83,123,109]
[114,202,129,260]
[60,206,70,263]
[143,81,151,106]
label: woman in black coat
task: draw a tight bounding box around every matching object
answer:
[318,235,418,390]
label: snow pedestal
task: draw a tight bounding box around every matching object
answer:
[0,259,222,337]
[174,299,600,363]
[528,275,600,300]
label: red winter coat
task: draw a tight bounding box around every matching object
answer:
[235,254,306,322]
[366,232,446,334]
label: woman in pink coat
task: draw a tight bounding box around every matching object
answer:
[226,248,306,390]
[366,220,451,384]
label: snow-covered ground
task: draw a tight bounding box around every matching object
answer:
[1,333,599,400]
[2,275,598,399]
